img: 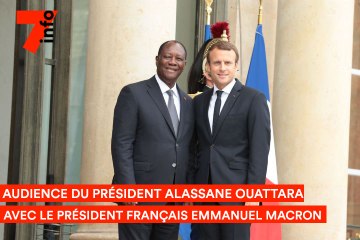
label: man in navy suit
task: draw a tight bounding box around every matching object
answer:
[111,40,194,240]
[190,41,270,240]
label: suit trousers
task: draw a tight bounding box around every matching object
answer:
[118,202,179,240]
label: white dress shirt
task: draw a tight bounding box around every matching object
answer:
[208,79,236,132]
[155,74,180,120]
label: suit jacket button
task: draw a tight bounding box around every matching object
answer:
[172,163,176,168]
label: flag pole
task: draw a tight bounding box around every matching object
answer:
[204,0,213,42]
[258,0,263,25]
[205,0,213,25]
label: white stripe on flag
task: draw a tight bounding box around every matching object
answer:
[266,101,278,184]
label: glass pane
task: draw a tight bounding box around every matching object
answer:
[65,0,89,185]
[37,0,54,187]
[37,64,52,185]
[349,75,360,170]
[353,0,360,69]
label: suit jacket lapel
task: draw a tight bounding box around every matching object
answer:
[177,87,189,139]
[212,80,243,140]
[203,89,213,139]
[147,77,176,137]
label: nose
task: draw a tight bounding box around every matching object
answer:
[169,56,177,65]
[219,62,226,70]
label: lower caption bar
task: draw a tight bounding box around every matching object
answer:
[0,205,326,223]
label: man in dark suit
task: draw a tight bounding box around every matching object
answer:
[111,40,194,240]
[190,41,270,240]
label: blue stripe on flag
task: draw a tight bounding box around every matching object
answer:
[204,24,211,42]
[179,223,191,240]
[245,24,270,101]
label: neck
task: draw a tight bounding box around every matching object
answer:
[215,85,225,90]
[164,81,176,89]
[205,79,213,88]
[215,79,235,91]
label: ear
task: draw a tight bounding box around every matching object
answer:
[205,64,210,72]
[155,56,159,66]
[205,62,210,70]
[203,62,212,81]
[203,71,212,80]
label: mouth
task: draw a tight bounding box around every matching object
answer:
[217,74,228,79]
[166,68,178,73]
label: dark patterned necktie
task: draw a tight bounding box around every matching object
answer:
[212,90,223,132]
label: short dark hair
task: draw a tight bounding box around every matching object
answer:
[206,41,239,63]
[157,40,187,59]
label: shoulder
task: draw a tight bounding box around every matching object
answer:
[125,78,153,90]
[240,87,268,115]
[193,90,211,107]
[241,85,267,102]
[115,78,154,106]
[118,78,155,97]
[232,79,264,99]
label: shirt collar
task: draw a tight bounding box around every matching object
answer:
[213,79,236,95]
[155,74,178,97]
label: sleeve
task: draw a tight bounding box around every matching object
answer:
[247,92,271,184]
[111,85,138,184]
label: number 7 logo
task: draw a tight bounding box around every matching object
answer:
[16,10,57,54]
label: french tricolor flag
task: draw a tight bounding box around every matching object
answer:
[246,24,282,240]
